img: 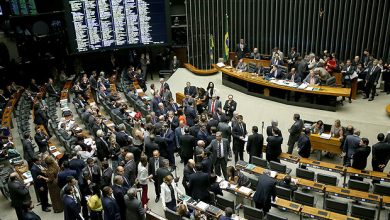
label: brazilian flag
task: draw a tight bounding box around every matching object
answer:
[209,34,215,62]
[224,13,229,62]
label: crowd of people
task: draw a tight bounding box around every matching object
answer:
[2,45,390,220]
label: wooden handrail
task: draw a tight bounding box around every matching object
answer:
[184,63,218,75]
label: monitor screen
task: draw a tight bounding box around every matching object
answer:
[64,0,170,53]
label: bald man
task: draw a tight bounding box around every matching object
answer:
[182,159,195,194]
[124,153,136,187]
[8,172,31,220]
[116,166,130,191]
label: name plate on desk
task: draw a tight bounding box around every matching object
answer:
[341,189,350,194]
[317,210,328,216]
[289,203,299,209]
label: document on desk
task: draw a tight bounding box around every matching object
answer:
[298,83,308,89]
[270,171,278,178]
[216,63,226,67]
[52,151,61,157]
[216,176,224,183]
[219,180,229,189]
[238,186,253,195]
[196,201,209,211]
[305,87,314,91]
[320,133,332,140]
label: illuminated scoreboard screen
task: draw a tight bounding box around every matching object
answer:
[64,0,170,53]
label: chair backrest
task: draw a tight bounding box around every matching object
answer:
[351,204,376,220]
[243,205,264,220]
[296,167,315,181]
[373,183,390,196]
[326,76,336,86]
[248,62,257,73]
[269,161,286,174]
[265,212,288,220]
[208,191,216,206]
[276,185,292,201]
[325,198,348,215]
[216,194,235,211]
[248,175,258,191]
[293,191,314,207]
[316,173,338,186]
[252,156,268,168]
[164,208,180,220]
[348,179,370,192]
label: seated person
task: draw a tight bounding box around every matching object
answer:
[235,59,247,72]
[184,82,197,98]
[227,166,251,187]
[270,53,284,67]
[278,175,298,193]
[315,64,331,84]
[303,69,320,85]
[220,207,234,220]
[311,120,324,134]
[284,68,302,83]
[267,65,284,79]
[250,48,261,60]
[176,203,191,218]
[209,173,223,196]
[255,63,266,76]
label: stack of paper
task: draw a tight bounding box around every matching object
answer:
[305,87,314,91]
[298,83,308,89]
[238,186,253,195]
[219,181,229,189]
[270,171,278,178]
[320,133,332,139]
[196,201,209,211]
[52,151,61,157]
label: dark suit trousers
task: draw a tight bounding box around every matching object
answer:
[365,82,376,99]
[214,158,227,180]
[234,142,244,163]
[371,159,383,184]
[287,135,298,154]
[153,176,161,198]
[37,187,49,210]
[15,206,23,220]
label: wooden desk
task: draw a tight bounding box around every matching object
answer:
[184,63,219,75]
[242,58,273,68]
[216,66,351,111]
[175,92,203,106]
[301,206,331,219]
[328,212,359,220]
[296,178,325,192]
[325,185,380,204]
[273,198,302,213]
[279,153,300,164]
[146,210,167,220]
[309,134,342,155]
[1,90,23,129]
[299,157,345,174]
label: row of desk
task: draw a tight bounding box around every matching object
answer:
[235,161,390,208]
[1,89,23,129]
[279,153,390,183]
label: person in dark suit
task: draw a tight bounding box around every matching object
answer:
[33,104,50,137]
[30,157,51,212]
[287,113,304,154]
[167,98,180,114]
[21,200,41,220]
[102,186,121,220]
[284,68,302,83]
[145,135,159,159]
[124,153,137,186]
[246,126,264,163]
[96,130,111,162]
[270,53,284,67]
[57,161,78,189]
[252,171,277,214]
[34,126,49,153]
[8,172,31,220]
[46,78,59,98]
[63,186,83,220]
[69,152,86,181]
[82,158,101,185]
[184,82,197,98]
[201,150,213,174]
[235,38,248,60]
[371,133,390,174]
[124,188,145,220]
[148,150,165,202]
[162,123,176,167]
[115,124,131,147]
[297,128,312,158]
[22,132,36,169]
[206,132,231,180]
[351,138,371,181]
[208,95,222,114]
[232,115,247,163]
[213,108,228,123]
[287,47,300,69]
[184,101,197,127]
[223,95,237,120]
[267,65,284,79]
[182,159,195,195]
[180,127,196,165]
[342,130,361,167]
[364,59,381,101]
[217,117,232,144]
[112,176,126,220]
[277,175,298,196]
[303,69,320,85]
[266,120,282,137]
[189,163,210,202]
[266,127,283,163]
[102,161,113,187]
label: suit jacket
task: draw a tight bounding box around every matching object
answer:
[217,122,232,143]
[145,141,159,159]
[34,132,49,153]
[284,73,302,83]
[167,103,179,113]
[184,106,197,127]
[235,43,248,59]
[253,174,276,212]
[189,171,210,201]
[30,164,47,190]
[155,135,169,158]
[102,196,121,220]
[148,156,164,176]
[46,83,58,96]
[201,157,213,174]
[69,158,85,180]
[208,99,222,113]
[8,180,30,208]
[33,109,47,125]
[174,127,184,147]
[57,169,78,189]
[352,146,371,170]
[156,167,172,187]
[206,138,231,164]
[180,134,196,158]
[82,165,101,185]
[223,100,237,117]
[343,135,361,158]
[270,59,284,67]
[246,133,264,158]
[63,195,83,220]
[96,137,111,161]
[22,139,35,162]
[266,136,283,158]
[124,160,137,186]
[297,134,311,158]
[372,141,390,165]
[303,75,320,85]
[289,120,304,139]
[236,62,247,71]
[184,86,197,98]
[366,66,381,83]
[232,122,247,151]
[22,211,41,220]
[268,69,284,79]
[115,131,130,147]
[182,164,195,190]
[124,195,145,220]
[163,129,176,150]
[112,184,126,220]
[213,112,227,123]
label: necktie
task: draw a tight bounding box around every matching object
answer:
[240,123,244,133]
[211,101,215,113]
[370,67,375,75]
[172,104,176,111]
[217,142,222,158]
[155,159,159,174]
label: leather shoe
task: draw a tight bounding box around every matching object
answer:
[368,98,374,101]
[42,208,51,212]
[155,197,160,203]
[362,96,368,99]
[349,100,352,103]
